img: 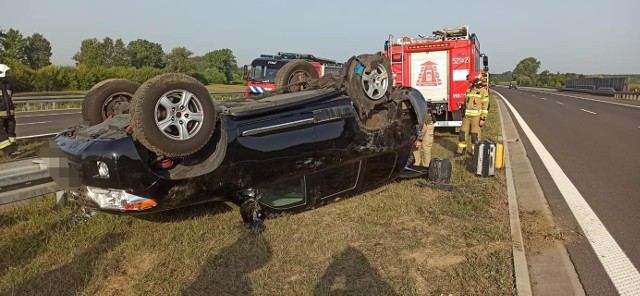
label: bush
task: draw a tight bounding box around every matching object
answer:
[6,62,233,93]
[6,63,36,92]
[32,66,75,91]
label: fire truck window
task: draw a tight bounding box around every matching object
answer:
[265,68,279,81]
[251,65,280,82]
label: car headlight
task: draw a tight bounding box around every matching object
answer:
[97,161,109,178]
[85,186,157,211]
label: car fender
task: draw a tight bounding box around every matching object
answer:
[404,88,428,130]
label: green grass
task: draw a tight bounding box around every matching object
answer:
[204,84,247,93]
[0,95,514,295]
[0,138,48,163]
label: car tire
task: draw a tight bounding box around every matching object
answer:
[345,52,392,116]
[131,73,217,157]
[82,79,140,125]
[274,59,319,92]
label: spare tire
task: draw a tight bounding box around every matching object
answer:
[82,79,140,125]
[131,73,216,157]
[345,53,392,116]
[274,59,319,92]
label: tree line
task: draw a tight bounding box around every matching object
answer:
[1,27,242,92]
[490,57,640,90]
[490,57,586,88]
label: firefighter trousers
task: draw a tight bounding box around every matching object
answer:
[0,116,17,154]
[413,121,435,167]
[456,115,481,155]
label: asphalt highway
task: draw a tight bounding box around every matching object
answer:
[15,109,82,138]
[496,87,640,295]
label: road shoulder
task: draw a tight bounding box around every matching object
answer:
[495,90,585,295]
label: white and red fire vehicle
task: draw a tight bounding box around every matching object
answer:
[384,25,489,127]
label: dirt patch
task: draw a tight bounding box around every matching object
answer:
[94,251,158,296]
[519,210,571,251]
[426,255,466,268]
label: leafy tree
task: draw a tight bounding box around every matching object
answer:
[74,37,132,67]
[127,39,164,69]
[73,38,105,66]
[25,33,52,69]
[537,70,553,87]
[203,49,238,83]
[1,28,28,64]
[513,57,541,86]
[111,39,130,67]
[0,28,5,61]
[165,47,195,73]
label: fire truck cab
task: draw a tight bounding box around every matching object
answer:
[243,52,343,96]
[384,25,489,128]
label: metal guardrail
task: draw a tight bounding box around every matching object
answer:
[0,157,58,205]
[12,92,246,104]
[539,86,640,100]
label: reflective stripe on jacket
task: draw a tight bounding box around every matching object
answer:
[465,87,490,118]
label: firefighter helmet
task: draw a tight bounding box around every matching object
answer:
[0,64,10,79]
[468,72,481,84]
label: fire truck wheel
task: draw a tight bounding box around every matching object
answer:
[345,53,392,116]
[131,73,216,157]
[274,59,319,92]
[82,79,140,126]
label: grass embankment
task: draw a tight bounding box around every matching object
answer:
[0,95,514,295]
[0,138,49,163]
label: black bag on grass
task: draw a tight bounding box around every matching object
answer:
[427,158,452,184]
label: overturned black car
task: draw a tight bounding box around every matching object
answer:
[44,53,429,227]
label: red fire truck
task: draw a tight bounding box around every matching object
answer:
[384,25,489,128]
[243,52,343,96]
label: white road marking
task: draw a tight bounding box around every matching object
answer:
[541,97,548,101]
[556,101,565,105]
[494,90,640,295]
[580,109,597,115]
[17,120,53,126]
[530,91,640,110]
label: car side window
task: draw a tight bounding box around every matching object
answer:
[251,177,307,209]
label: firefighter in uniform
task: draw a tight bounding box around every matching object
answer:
[0,64,21,156]
[413,107,434,168]
[456,74,489,156]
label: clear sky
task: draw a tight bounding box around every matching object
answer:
[2,0,637,74]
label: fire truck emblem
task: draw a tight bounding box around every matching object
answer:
[416,61,442,87]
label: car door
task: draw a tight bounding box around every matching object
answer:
[306,98,364,202]
[235,109,316,187]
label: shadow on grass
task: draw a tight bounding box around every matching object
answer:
[135,201,233,223]
[437,135,460,155]
[182,232,272,296]
[313,246,397,296]
[5,232,126,296]
[0,220,70,279]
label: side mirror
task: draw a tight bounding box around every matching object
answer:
[483,55,489,67]
[243,65,249,80]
